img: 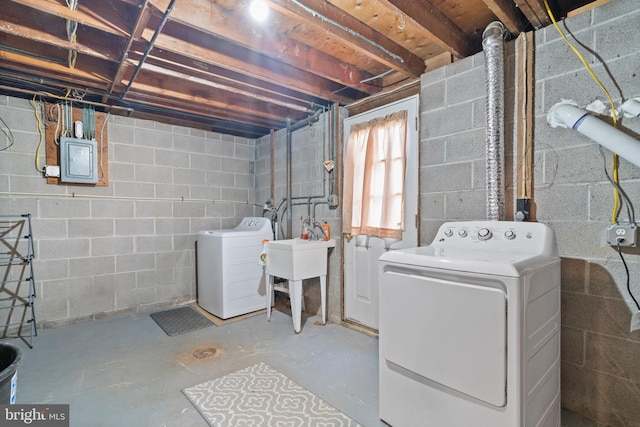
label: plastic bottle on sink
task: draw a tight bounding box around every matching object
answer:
[322,221,330,241]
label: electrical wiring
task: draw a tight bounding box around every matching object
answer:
[616,242,640,311]
[68,102,73,136]
[599,146,635,223]
[0,115,14,151]
[543,0,623,225]
[30,95,45,173]
[49,103,61,145]
[66,0,78,69]
[60,102,68,138]
[545,1,640,328]
[98,112,110,180]
[67,25,77,68]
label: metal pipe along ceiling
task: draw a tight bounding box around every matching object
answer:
[122,0,177,99]
[482,21,506,221]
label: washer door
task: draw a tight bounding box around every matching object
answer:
[380,270,507,407]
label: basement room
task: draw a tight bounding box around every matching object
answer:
[0,0,638,426]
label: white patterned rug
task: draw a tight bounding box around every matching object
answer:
[182,362,361,426]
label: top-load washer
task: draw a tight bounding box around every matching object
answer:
[197,217,272,319]
[378,221,561,427]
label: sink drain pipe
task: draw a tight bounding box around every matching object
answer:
[483,21,506,221]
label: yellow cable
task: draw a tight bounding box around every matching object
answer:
[31,95,46,173]
[543,0,620,224]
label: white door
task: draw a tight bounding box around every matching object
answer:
[343,95,419,330]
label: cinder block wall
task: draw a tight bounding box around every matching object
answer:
[0,96,257,327]
[255,110,342,323]
[421,1,640,424]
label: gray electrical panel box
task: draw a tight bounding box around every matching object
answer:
[60,137,99,184]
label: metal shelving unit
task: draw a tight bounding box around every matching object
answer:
[0,214,37,348]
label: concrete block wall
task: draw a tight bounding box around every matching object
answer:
[420,44,516,235]
[0,95,257,327]
[536,2,640,425]
[255,110,342,323]
[421,1,640,424]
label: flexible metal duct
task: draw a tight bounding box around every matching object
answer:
[482,21,506,221]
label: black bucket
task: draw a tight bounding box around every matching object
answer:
[0,343,22,404]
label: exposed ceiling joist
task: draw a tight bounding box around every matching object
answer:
[381,0,476,58]
[0,0,598,137]
[482,0,528,35]
[515,0,552,28]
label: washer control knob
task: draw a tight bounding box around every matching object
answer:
[458,229,468,237]
[477,228,492,241]
[444,229,453,237]
[504,230,516,240]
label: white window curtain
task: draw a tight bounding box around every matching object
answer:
[342,110,407,239]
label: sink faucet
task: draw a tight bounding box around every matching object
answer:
[310,219,326,240]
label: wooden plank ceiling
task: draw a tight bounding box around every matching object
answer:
[0,0,595,138]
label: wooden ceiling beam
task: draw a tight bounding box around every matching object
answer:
[147,0,384,94]
[8,0,133,37]
[108,0,153,94]
[139,28,362,105]
[482,0,528,35]
[123,90,291,129]
[128,70,303,124]
[0,50,113,90]
[235,30,379,93]
[0,32,67,66]
[380,0,476,58]
[0,9,124,63]
[135,50,321,113]
[514,0,551,28]
[267,0,426,77]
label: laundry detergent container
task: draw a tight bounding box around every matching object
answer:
[197,217,272,319]
[0,343,22,404]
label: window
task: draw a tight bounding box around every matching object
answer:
[342,110,407,239]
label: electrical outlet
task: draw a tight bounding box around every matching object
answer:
[606,223,638,247]
[44,165,60,178]
[328,194,339,209]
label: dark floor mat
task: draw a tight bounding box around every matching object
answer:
[150,305,214,336]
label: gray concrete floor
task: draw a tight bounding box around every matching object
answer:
[13,306,383,427]
[9,304,597,427]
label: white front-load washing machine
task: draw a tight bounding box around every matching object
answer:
[378,221,561,427]
[197,217,272,319]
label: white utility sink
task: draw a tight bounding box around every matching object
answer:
[266,238,336,281]
[265,238,336,333]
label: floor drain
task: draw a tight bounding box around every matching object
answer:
[193,347,217,359]
[174,343,225,365]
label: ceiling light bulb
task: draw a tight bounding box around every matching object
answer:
[250,0,269,22]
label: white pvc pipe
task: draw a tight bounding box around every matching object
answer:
[550,103,640,169]
[622,99,640,118]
